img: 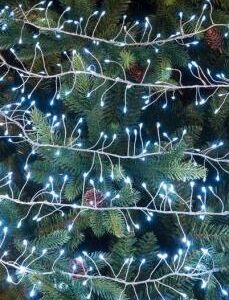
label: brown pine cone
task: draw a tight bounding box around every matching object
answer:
[129,64,145,82]
[84,188,104,207]
[204,27,223,53]
[71,257,87,279]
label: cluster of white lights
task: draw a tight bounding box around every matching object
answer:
[0,44,228,112]
[0,2,228,111]
[0,1,228,299]
[0,224,228,299]
[0,103,228,296]
[0,104,228,181]
[3,0,227,47]
[0,160,228,229]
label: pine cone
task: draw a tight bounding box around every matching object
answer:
[84,188,104,207]
[204,27,223,53]
[71,258,87,279]
[129,64,145,82]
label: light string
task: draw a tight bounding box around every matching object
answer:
[0,104,228,176]
[0,227,227,299]
[0,1,228,112]
[6,0,228,48]
[0,49,228,112]
[0,1,228,298]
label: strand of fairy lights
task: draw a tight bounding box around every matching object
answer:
[0,1,228,111]
[0,105,228,178]
[5,0,228,48]
[0,222,228,298]
[1,173,228,216]
[0,48,228,112]
[0,1,228,298]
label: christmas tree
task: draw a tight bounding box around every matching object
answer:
[0,0,228,299]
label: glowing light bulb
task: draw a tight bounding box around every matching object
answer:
[157,253,168,260]
[201,248,208,255]
[42,249,47,255]
[221,289,228,296]
[142,182,146,188]
[147,215,152,222]
[29,289,36,297]
[134,224,140,230]
[201,280,207,289]
[7,275,12,283]
[190,181,195,187]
